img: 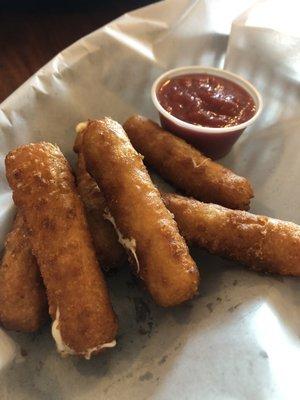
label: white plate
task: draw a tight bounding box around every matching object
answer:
[1,0,300,399]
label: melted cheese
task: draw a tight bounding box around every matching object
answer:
[51,308,75,357]
[103,209,140,273]
[75,121,88,133]
[51,308,117,359]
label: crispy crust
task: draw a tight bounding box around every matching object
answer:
[5,142,118,357]
[0,212,48,332]
[163,193,300,276]
[82,118,199,307]
[74,129,125,269]
[124,115,253,210]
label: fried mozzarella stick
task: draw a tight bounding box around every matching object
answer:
[124,115,253,210]
[6,143,118,358]
[0,213,48,332]
[82,118,199,307]
[163,193,300,276]
[74,125,125,270]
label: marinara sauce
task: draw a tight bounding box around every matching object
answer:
[157,74,256,128]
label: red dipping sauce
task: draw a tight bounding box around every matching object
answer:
[157,74,256,128]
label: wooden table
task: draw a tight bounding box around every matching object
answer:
[0,0,155,103]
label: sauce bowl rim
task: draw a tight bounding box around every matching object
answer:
[151,66,263,134]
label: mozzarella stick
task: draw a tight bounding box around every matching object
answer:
[82,118,199,307]
[5,143,117,358]
[163,193,300,276]
[123,115,253,210]
[0,213,48,332]
[74,125,125,270]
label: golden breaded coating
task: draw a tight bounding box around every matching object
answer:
[124,115,253,210]
[74,127,125,270]
[82,118,199,307]
[163,193,300,276]
[5,142,118,358]
[0,213,48,332]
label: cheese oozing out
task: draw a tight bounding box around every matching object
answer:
[103,209,140,273]
[51,308,76,357]
[51,308,116,360]
[75,121,88,134]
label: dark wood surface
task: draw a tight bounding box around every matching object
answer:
[0,1,155,103]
